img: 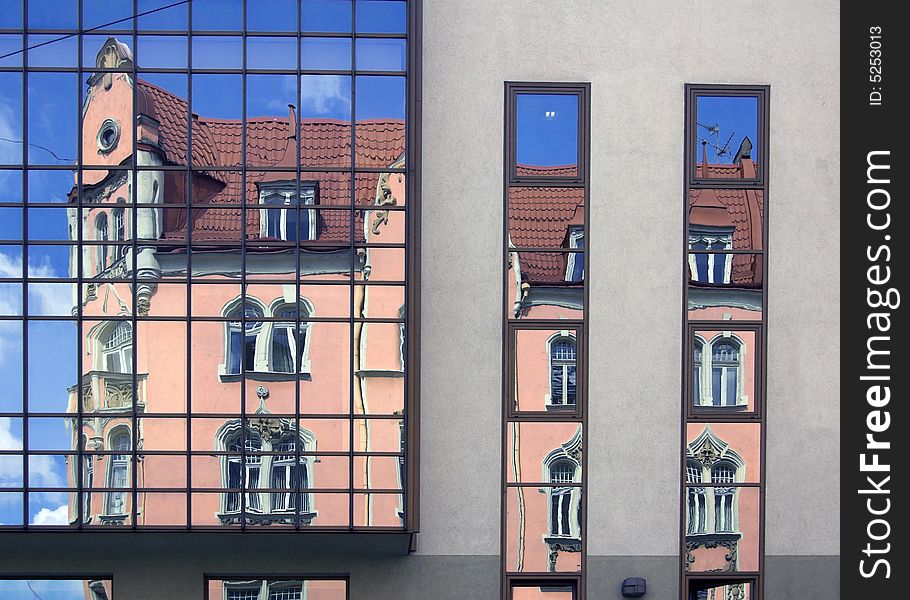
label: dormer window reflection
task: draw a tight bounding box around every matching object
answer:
[565,227,584,282]
[259,183,317,242]
[688,227,733,284]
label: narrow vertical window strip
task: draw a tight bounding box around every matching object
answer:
[682,85,768,598]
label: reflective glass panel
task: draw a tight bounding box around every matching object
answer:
[0,580,113,598]
[507,422,582,484]
[506,486,582,573]
[515,93,579,178]
[685,423,762,484]
[686,487,760,573]
[694,95,761,180]
[691,329,758,413]
[511,583,576,600]
[510,252,584,320]
[688,188,764,251]
[208,579,347,600]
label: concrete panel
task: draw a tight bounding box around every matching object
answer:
[420,0,839,558]
[765,555,840,599]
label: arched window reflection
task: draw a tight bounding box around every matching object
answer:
[270,305,308,374]
[95,213,109,273]
[711,340,740,407]
[102,321,132,373]
[549,337,577,407]
[105,430,131,516]
[225,303,263,375]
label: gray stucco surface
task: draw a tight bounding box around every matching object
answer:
[420,0,840,560]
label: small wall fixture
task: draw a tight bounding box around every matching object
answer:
[621,577,646,598]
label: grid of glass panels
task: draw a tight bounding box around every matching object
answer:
[682,85,768,598]
[0,0,411,531]
[503,83,588,597]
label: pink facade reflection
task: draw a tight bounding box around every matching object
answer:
[63,38,405,529]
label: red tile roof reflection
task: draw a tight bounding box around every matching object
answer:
[514,163,578,178]
[507,177,584,285]
[136,80,404,242]
[689,162,764,286]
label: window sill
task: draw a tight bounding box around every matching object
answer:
[218,366,312,383]
[216,510,317,526]
[693,405,749,412]
[97,514,129,526]
[684,531,742,544]
[543,535,582,549]
[544,403,577,412]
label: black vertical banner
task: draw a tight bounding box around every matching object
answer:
[842,3,907,597]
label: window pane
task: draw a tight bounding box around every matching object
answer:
[694,95,760,180]
[686,487,760,573]
[506,422,582,484]
[691,329,757,413]
[355,0,406,33]
[510,252,584,319]
[515,93,579,177]
[513,328,581,413]
[0,580,113,598]
[302,37,352,70]
[511,583,575,600]
[685,423,762,484]
[506,487,582,573]
[689,580,753,600]
[247,0,297,31]
[302,0,352,33]
[209,579,346,600]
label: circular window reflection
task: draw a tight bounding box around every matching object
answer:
[97,119,121,153]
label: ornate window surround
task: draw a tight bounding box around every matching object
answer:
[545,331,578,410]
[692,333,748,409]
[214,418,317,526]
[219,295,315,381]
[257,181,318,242]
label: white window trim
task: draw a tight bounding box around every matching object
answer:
[564,227,584,282]
[693,333,748,408]
[257,183,317,242]
[218,296,315,380]
[215,420,317,519]
[687,227,734,285]
[545,330,577,408]
[685,427,745,537]
[104,426,131,517]
[540,426,583,541]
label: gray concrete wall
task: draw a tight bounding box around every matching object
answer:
[420,0,840,580]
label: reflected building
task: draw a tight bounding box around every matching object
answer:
[63,38,406,529]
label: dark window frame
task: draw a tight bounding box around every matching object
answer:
[685,575,758,600]
[685,323,763,419]
[507,323,584,419]
[506,83,589,186]
[686,85,769,188]
[681,83,769,599]
[507,576,579,599]
[503,81,590,600]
